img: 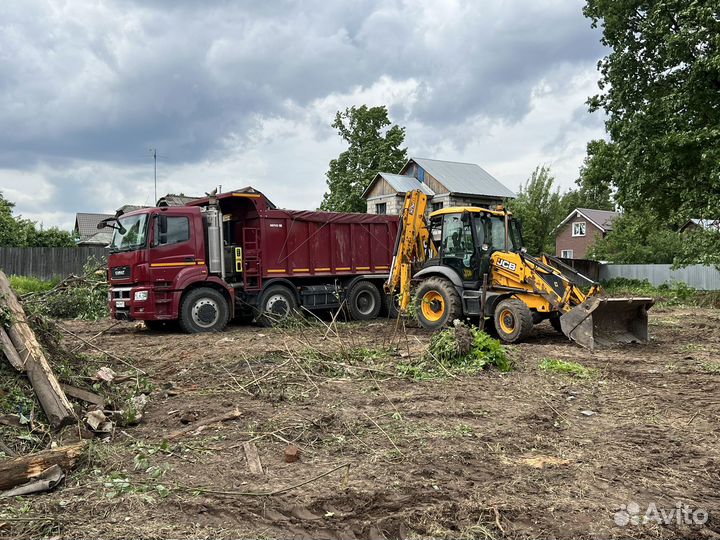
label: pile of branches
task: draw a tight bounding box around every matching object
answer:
[21,264,108,320]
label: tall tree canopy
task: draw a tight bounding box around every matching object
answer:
[320,105,407,213]
[0,192,75,247]
[508,166,564,255]
[583,1,720,220]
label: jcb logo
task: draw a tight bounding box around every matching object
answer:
[496,259,517,272]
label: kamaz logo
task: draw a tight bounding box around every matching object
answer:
[496,259,517,271]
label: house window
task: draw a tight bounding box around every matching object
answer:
[561,249,574,259]
[375,203,387,215]
[572,222,586,237]
[431,201,444,212]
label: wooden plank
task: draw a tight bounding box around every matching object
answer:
[60,384,105,408]
[243,442,264,475]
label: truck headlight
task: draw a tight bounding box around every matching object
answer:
[134,291,149,302]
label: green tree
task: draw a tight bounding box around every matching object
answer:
[583,1,720,222]
[587,211,685,264]
[508,166,564,255]
[320,105,408,212]
[0,191,75,247]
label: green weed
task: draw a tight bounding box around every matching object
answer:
[602,278,720,308]
[539,358,596,379]
[9,275,58,295]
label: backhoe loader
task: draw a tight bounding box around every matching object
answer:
[385,190,653,350]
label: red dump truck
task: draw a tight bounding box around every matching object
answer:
[100,188,399,332]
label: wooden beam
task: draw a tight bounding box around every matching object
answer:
[0,442,86,491]
[0,270,76,429]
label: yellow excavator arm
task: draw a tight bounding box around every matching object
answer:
[384,190,436,310]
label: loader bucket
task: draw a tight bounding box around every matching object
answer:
[559,296,655,350]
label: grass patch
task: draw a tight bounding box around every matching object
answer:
[603,278,720,308]
[700,361,720,374]
[539,358,596,379]
[9,275,59,295]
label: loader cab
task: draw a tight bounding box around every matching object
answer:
[428,206,523,287]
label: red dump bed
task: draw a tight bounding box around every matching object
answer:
[251,209,399,279]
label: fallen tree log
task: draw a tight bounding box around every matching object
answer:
[0,441,86,491]
[0,270,76,429]
[0,326,24,371]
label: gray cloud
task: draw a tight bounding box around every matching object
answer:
[0,0,606,228]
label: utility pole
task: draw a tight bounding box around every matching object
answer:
[150,148,158,203]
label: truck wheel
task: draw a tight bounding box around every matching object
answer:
[381,292,401,319]
[179,287,230,333]
[493,298,533,343]
[415,277,462,330]
[347,281,381,321]
[256,285,298,326]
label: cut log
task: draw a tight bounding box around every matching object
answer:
[243,442,264,475]
[0,441,86,491]
[0,326,25,371]
[0,270,76,428]
[166,409,242,440]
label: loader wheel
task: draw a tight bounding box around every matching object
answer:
[415,277,462,330]
[179,287,229,333]
[256,284,298,327]
[347,281,382,321]
[493,299,534,343]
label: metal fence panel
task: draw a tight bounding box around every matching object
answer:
[0,247,108,281]
[599,264,720,290]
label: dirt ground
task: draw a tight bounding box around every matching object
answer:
[2,305,720,539]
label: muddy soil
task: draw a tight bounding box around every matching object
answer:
[2,306,719,539]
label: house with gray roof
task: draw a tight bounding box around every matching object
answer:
[554,208,620,259]
[74,213,114,244]
[362,157,516,216]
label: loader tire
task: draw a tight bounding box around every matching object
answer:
[178,287,230,334]
[493,298,533,343]
[347,280,382,321]
[415,277,462,331]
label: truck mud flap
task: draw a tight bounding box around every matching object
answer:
[560,296,655,350]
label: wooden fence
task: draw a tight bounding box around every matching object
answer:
[0,247,108,281]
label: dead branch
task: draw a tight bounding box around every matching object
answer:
[0,441,86,491]
[166,409,242,440]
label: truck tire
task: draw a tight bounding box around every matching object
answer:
[256,284,298,326]
[493,298,533,343]
[178,287,229,333]
[415,276,462,330]
[381,292,401,319]
[347,280,382,321]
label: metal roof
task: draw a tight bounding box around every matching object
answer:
[680,218,720,232]
[408,157,516,199]
[375,173,435,197]
[74,213,113,240]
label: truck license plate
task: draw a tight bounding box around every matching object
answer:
[116,301,126,308]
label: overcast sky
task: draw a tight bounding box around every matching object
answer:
[0,0,606,230]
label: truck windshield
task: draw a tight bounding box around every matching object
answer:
[109,214,148,253]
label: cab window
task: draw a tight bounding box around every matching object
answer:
[441,214,473,256]
[155,216,190,246]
